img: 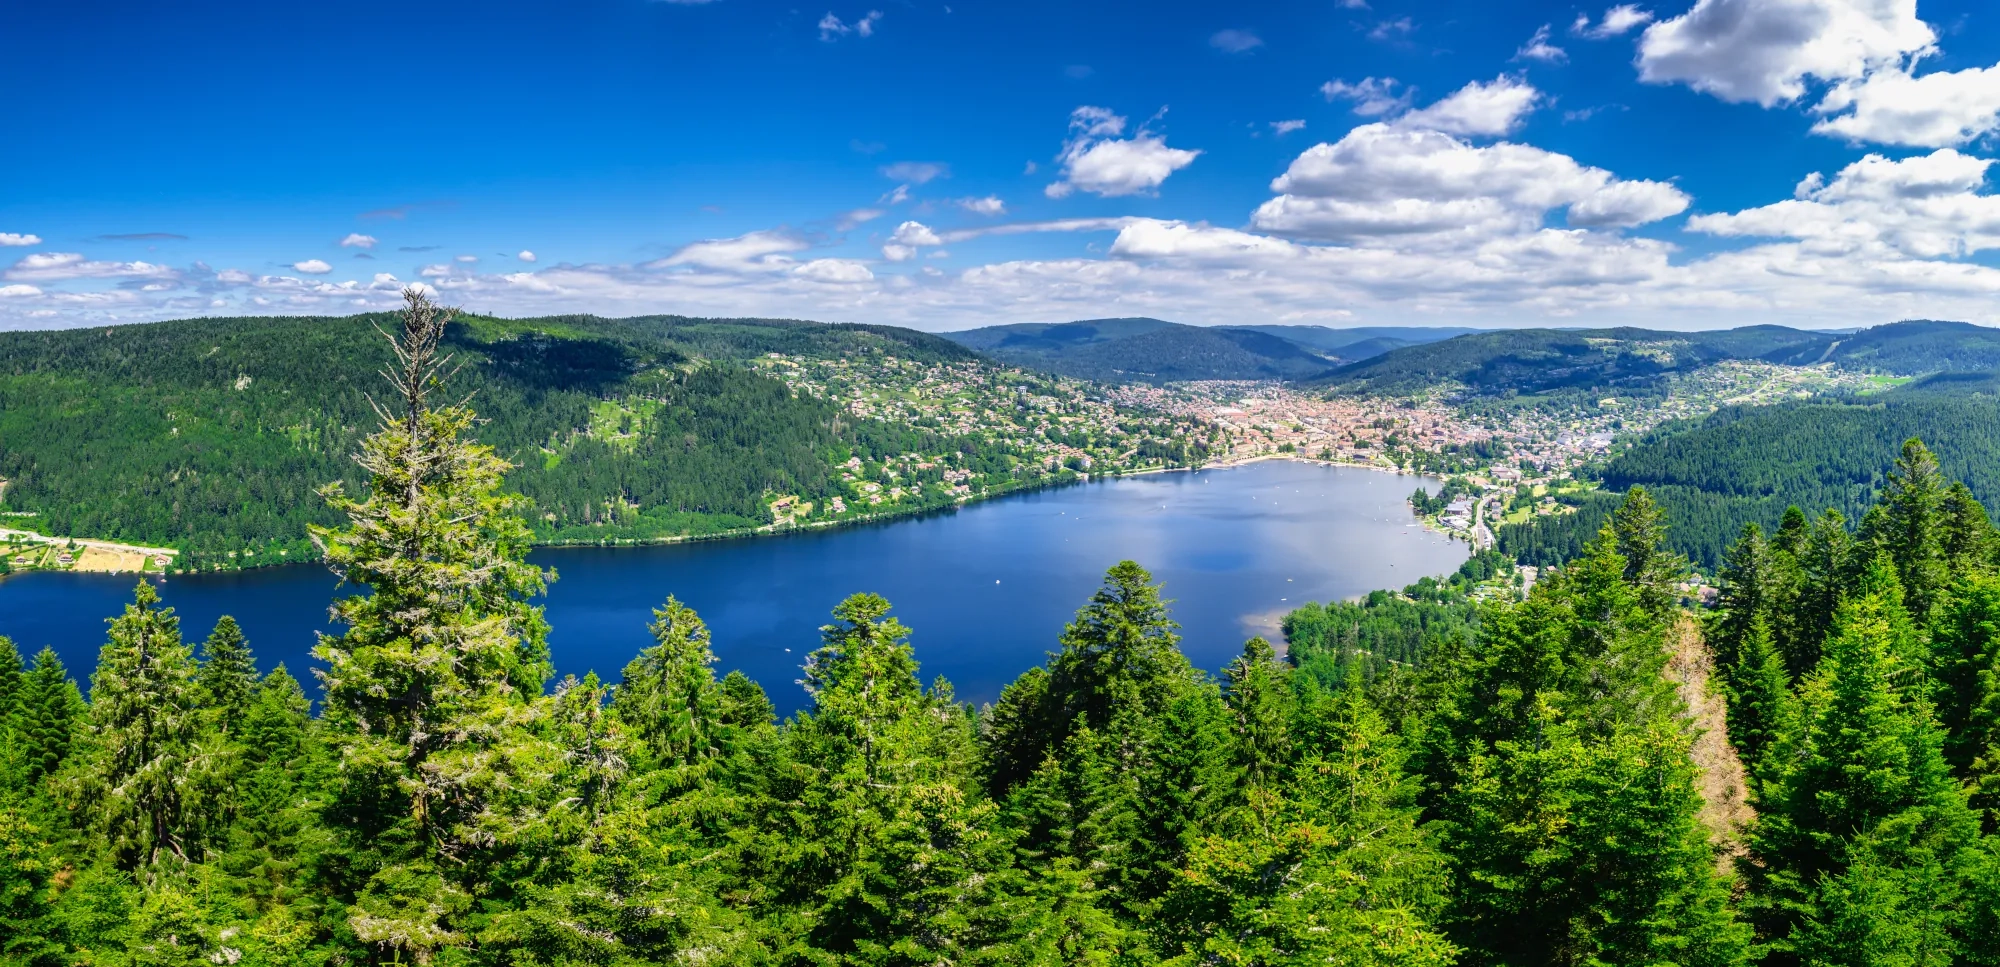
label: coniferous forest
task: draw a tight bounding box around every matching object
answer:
[12,293,2000,965]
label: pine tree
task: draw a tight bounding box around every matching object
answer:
[755,593,1017,964]
[16,649,82,786]
[69,581,206,871]
[982,560,1190,798]
[193,615,257,723]
[1426,527,1748,967]
[1790,508,1854,677]
[1128,681,1237,906]
[1156,681,1456,967]
[1934,573,2000,777]
[0,807,64,966]
[1713,523,1774,673]
[1942,482,1999,579]
[1866,438,1952,622]
[1722,612,1798,784]
[0,636,23,723]
[1223,636,1293,795]
[1610,486,1686,615]
[308,289,555,961]
[1743,568,1980,966]
[611,595,723,777]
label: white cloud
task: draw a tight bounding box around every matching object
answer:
[880,161,949,184]
[883,220,943,261]
[216,269,253,284]
[880,184,912,205]
[651,230,810,272]
[1271,119,1308,135]
[419,264,453,278]
[0,284,40,297]
[1321,77,1413,116]
[455,254,479,263]
[1046,106,1201,198]
[339,233,377,249]
[1638,0,1934,106]
[1367,18,1413,42]
[957,196,1007,215]
[1396,75,1543,136]
[1515,24,1568,63]
[1689,149,2000,258]
[819,10,882,41]
[1573,4,1655,38]
[1813,63,2000,147]
[792,258,875,283]
[0,233,42,247]
[1253,122,1689,241]
[518,250,538,262]
[293,259,333,274]
[840,208,886,228]
[5,253,176,282]
[1210,29,1263,54]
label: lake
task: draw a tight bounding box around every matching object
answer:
[0,460,1467,710]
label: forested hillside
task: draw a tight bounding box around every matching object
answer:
[1499,392,2000,568]
[12,294,2000,964]
[943,317,1342,382]
[0,310,1180,571]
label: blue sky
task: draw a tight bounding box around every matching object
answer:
[7,0,2000,331]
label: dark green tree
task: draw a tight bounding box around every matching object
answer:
[193,615,257,723]
[1222,635,1293,795]
[1610,486,1686,615]
[15,649,82,786]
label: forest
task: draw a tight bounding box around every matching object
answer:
[11,295,2000,966]
[1498,392,2000,569]
[0,311,1135,571]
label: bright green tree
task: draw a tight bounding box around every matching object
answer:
[69,581,207,871]
[15,648,82,786]
[1610,486,1686,615]
[1742,566,1980,966]
[611,595,723,779]
[1222,636,1293,796]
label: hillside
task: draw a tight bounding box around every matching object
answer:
[1321,319,2000,400]
[0,312,1196,571]
[1316,325,1834,398]
[1497,387,2000,568]
[942,317,1342,383]
[1218,324,1478,359]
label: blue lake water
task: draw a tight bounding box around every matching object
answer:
[0,461,1466,710]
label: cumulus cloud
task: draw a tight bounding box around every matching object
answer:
[1321,77,1413,116]
[651,230,810,272]
[1514,24,1567,63]
[419,264,454,278]
[792,259,875,283]
[0,233,45,247]
[339,233,377,249]
[6,253,176,282]
[293,259,333,274]
[1045,106,1201,198]
[1252,122,1689,241]
[1638,0,1934,106]
[882,220,944,261]
[1813,63,2000,147]
[1572,4,1654,38]
[0,284,41,297]
[1689,148,2000,258]
[880,161,949,184]
[958,196,1007,215]
[819,10,882,41]
[1210,29,1263,53]
[1396,75,1543,136]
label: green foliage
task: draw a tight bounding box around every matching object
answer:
[943,317,1341,383]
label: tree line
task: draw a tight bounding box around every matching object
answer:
[11,293,2000,964]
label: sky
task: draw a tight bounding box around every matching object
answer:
[8,0,2000,332]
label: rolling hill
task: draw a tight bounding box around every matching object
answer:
[1314,320,2000,399]
[940,318,1471,383]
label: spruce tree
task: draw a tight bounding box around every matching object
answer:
[1222,635,1293,795]
[1790,508,1854,676]
[1721,612,1798,784]
[1943,482,1999,579]
[0,636,23,723]
[1867,438,1952,622]
[70,582,206,871]
[1714,522,1774,673]
[611,595,723,777]
[1743,567,1980,965]
[1610,486,1686,615]
[16,649,82,786]
[1934,573,2000,777]
[309,289,554,962]
[756,593,1016,964]
[193,615,257,723]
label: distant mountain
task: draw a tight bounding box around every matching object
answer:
[941,318,1344,383]
[1314,320,2000,398]
[1221,325,1480,359]
[1763,320,2000,372]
